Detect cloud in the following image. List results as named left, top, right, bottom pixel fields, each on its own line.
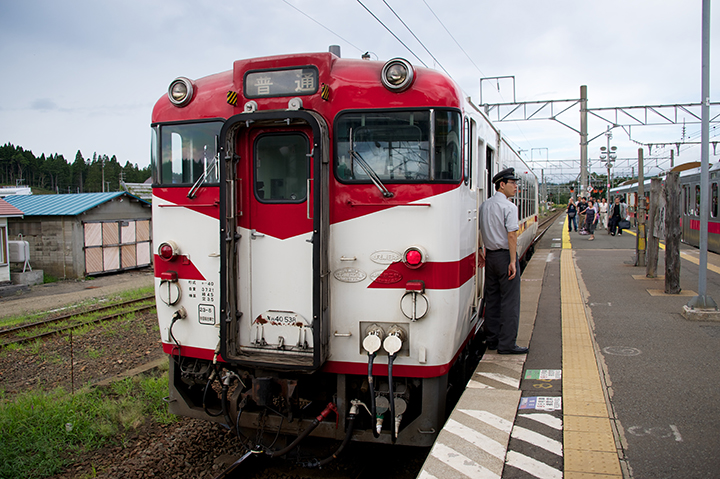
left=30, top=98, right=59, bottom=111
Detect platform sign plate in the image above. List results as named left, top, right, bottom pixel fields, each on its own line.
left=519, top=396, right=562, bottom=411
left=525, top=369, right=562, bottom=380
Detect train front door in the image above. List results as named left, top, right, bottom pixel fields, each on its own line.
left=220, top=111, right=329, bottom=369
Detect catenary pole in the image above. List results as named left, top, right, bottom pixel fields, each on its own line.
left=688, top=0, right=716, bottom=310
left=580, top=86, right=588, bottom=197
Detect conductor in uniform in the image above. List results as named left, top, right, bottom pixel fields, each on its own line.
left=478, top=168, right=528, bottom=354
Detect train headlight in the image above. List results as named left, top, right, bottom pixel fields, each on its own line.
left=168, top=77, right=194, bottom=107
left=402, top=245, right=426, bottom=269
left=158, top=241, right=180, bottom=261
left=381, top=58, right=414, bottom=92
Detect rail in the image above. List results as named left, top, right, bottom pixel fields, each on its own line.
left=0, top=295, right=156, bottom=348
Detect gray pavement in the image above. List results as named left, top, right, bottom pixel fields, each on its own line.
left=560, top=217, right=720, bottom=478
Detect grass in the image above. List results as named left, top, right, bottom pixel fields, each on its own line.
left=0, top=368, right=177, bottom=479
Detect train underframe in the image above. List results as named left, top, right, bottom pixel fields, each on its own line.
left=164, top=333, right=484, bottom=448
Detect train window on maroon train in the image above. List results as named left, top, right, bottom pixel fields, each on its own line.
left=158, top=121, right=222, bottom=185
left=335, top=110, right=461, bottom=183
left=713, top=182, right=718, bottom=218
left=254, top=133, right=309, bottom=202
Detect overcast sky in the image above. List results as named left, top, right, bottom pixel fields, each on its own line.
left=0, top=0, right=717, bottom=183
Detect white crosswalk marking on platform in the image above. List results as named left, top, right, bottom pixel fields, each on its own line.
left=466, top=379, right=495, bottom=389
left=430, top=442, right=501, bottom=479
left=444, top=418, right=506, bottom=460
left=505, top=451, right=563, bottom=479
left=477, top=372, right=521, bottom=388
left=511, top=425, right=563, bottom=456
left=459, top=409, right=514, bottom=434
left=522, top=413, right=563, bottom=430
left=417, top=471, right=438, bottom=479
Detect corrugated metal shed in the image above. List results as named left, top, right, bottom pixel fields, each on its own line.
left=4, top=192, right=148, bottom=216
left=0, top=198, right=24, bottom=217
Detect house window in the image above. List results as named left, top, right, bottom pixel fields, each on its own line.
left=0, top=226, right=7, bottom=265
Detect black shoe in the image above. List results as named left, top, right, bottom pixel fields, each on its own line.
left=486, top=341, right=498, bottom=350
left=498, top=346, right=529, bottom=354
left=611, top=233, right=615, bottom=236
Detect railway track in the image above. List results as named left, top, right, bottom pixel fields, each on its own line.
left=0, top=294, right=156, bottom=348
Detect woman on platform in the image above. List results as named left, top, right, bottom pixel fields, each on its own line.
left=585, top=198, right=598, bottom=240
left=567, top=198, right=578, bottom=232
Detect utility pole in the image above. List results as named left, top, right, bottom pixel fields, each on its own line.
left=580, top=85, right=588, bottom=197
left=686, top=0, right=718, bottom=315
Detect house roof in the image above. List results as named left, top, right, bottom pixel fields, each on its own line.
left=0, top=198, right=24, bottom=218
left=4, top=192, right=149, bottom=216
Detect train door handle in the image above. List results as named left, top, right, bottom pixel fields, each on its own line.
left=251, top=229, right=265, bottom=239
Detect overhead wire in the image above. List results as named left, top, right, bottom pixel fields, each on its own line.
left=281, top=0, right=364, bottom=54
left=382, top=1, right=450, bottom=77
left=421, top=0, right=486, bottom=78
left=356, top=0, right=428, bottom=67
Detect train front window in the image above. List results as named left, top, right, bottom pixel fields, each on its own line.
left=254, top=133, right=309, bottom=202
left=335, top=110, right=461, bottom=182
left=158, top=121, right=222, bottom=185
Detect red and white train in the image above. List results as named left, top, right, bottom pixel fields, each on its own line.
left=151, top=46, right=538, bottom=449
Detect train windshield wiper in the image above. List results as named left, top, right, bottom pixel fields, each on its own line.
left=349, top=134, right=394, bottom=198
left=187, top=143, right=219, bottom=199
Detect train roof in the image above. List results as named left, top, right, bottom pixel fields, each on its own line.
left=609, top=160, right=720, bottom=194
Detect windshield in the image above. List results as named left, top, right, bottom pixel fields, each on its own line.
left=335, top=110, right=461, bottom=183
left=157, top=121, right=222, bottom=185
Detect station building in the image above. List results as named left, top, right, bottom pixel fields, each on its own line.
left=4, top=192, right=152, bottom=279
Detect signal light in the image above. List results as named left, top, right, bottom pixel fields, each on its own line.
left=158, top=241, right=179, bottom=261
left=403, top=246, right=426, bottom=269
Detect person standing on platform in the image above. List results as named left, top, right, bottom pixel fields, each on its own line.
left=609, top=196, right=628, bottom=236
left=585, top=198, right=598, bottom=240
left=599, top=197, right=608, bottom=230
left=478, top=167, right=528, bottom=355
left=577, top=197, right=588, bottom=232
left=567, top=198, right=578, bottom=232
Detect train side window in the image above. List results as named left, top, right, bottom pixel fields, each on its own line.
left=254, top=133, right=309, bottom=203
left=683, top=185, right=688, bottom=215
left=696, top=185, right=701, bottom=216
left=713, top=182, right=718, bottom=218
left=463, top=117, right=470, bottom=186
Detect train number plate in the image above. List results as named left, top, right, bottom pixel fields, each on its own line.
left=260, top=311, right=306, bottom=327
left=198, top=304, right=216, bottom=325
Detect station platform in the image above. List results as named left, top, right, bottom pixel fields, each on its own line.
left=419, top=214, right=720, bottom=479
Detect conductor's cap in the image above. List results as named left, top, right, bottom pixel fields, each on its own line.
left=492, top=168, right=520, bottom=185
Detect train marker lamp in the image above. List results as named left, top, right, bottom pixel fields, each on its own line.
left=158, top=241, right=180, bottom=261
left=381, top=58, right=414, bottom=92
left=402, top=245, right=426, bottom=269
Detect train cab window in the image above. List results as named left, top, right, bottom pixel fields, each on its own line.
left=254, top=133, right=309, bottom=202
left=335, top=110, right=461, bottom=183
left=712, top=183, right=718, bottom=218
left=158, top=121, right=222, bottom=185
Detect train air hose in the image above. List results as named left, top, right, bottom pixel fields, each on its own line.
left=203, top=368, right=223, bottom=417
left=388, top=353, right=397, bottom=444
left=367, top=352, right=379, bottom=438
left=302, top=410, right=357, bottom=468
left=266, top=402, right=338, bottom=458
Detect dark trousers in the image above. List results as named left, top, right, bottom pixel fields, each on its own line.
left=483, top=250, right=521, bottom=350
left=609, top=216, right=623, bottom=235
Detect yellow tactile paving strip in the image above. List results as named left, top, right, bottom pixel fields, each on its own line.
left=561, top=221, right=623, bottom=478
